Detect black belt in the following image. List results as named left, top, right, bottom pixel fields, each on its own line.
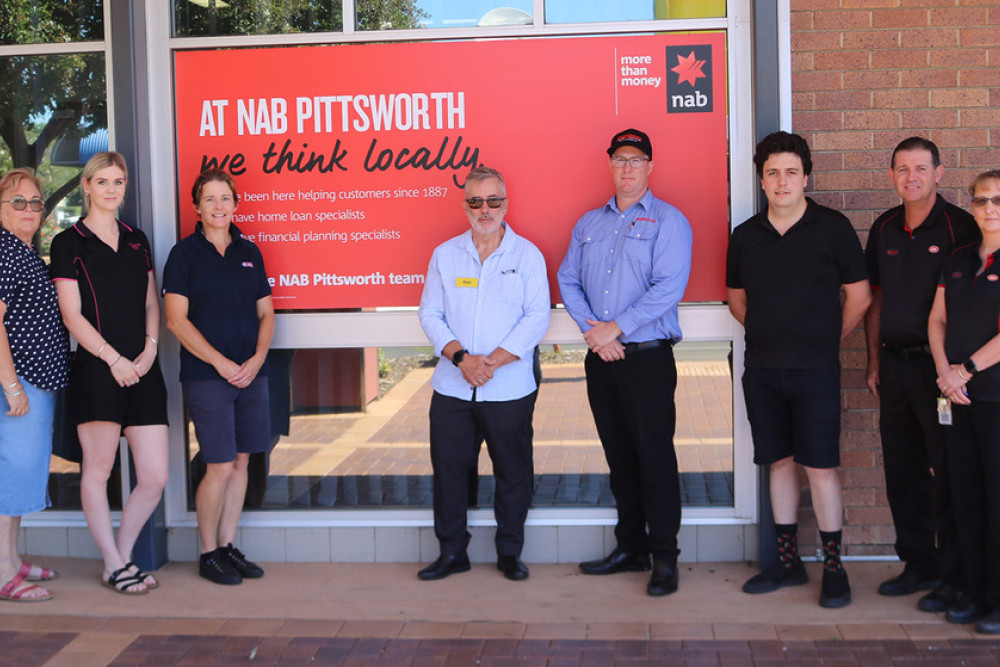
left=883, top=343, right=932, bottom=359
left=623, top=339, right=674, bottom=355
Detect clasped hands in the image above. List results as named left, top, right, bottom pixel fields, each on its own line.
left=459, top=353, right=497, bottom=388
left=937, top=364, right=971, bottom=406
left=585, top=319, right=625, bottom=362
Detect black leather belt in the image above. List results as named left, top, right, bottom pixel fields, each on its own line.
left=623, top=339, right=674, bottom=355
left=883, top=343, right=932, bottom=359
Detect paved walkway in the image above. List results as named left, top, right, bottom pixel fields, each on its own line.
left=2, top=558, right=999, bottom=665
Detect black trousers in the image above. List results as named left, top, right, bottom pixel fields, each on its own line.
left=946, top=400, right=1000, bottom=607
left=428, top=391, right=536, bottom=558
left=879, top=350, right=961, bottom=584
left=584, top=344, right=681, bottom=561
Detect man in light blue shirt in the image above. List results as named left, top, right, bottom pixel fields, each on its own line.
left=558, top=129, right=692, bottom=597
left=417, top=166, right=550, bottom=582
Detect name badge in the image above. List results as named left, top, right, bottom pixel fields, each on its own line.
left=456, top=277, right=478, bottom=288
left=937, top=397, right=952, bottom=426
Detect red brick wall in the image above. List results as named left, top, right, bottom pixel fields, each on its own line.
left=789, top=0, right=1000, bottom=556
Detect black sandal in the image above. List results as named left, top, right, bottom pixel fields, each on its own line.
left=125, top=561, right=159, bottom=589
left=102, top=565, right=148, bottom=595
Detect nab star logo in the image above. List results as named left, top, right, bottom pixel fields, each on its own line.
left=928, top=245, right=940, bottom=254
left=989, top=274, right=999, bottom=282
left=666, top=45, right=713, bottom=113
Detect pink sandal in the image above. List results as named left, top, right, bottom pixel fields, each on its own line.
left=0, top=568, right=53, bottom=602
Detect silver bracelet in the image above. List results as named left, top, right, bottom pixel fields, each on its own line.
left=5, top=389, right=23, bottom=397
left=146, top=335, right=158, bottom=346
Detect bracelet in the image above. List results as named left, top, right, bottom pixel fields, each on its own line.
left=146, top=335, right=158, bottom=346
left=97, top=343, right=106, bottom=358
left=4, top=380, right=19, bottom=390
left=109, top=354, right=122, bottom=368
left=957, top=367, right=970, bottom=381
left=5, top=390, right=23, bottom=397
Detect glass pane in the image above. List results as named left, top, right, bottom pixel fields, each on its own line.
left=173, top=0, right=343, bottom=37
left=0, top=0, right=104, bottom=45
left=186, top=342, right=733, bottom=509
left=0, top=52, right=109, bottom=509
left=363, top=0, right=533, bottom=30
left=545, top=0, right=725, bottom=24
left=355, top=0, right=433, bottom=30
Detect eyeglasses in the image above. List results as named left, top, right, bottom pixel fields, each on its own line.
left=465, top=196, right=506, bottom=209
left=610, top=156, right=650, bottom=169
left=1, top=197, right=44, bottom=212
left=971, top=195, right=1000, bottom=209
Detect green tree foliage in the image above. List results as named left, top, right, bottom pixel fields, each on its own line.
left=174, top=0, right=344, bottom=36
left=356, top=0, right=427, bottom=31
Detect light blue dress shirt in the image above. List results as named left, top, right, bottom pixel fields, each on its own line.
left=419, top=223, right=550, bottom=402
left=557, top=189, right=692, bottom=344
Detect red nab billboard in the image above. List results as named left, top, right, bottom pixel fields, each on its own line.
left=174, top=32, right=728, bottom=310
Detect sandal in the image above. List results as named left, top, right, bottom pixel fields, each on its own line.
left=102, top=565, right=148, bottom=595
left=1, top=569, right=53, bottom=602
left=21, top=562, right=57, bottom=582
left=125, top=561, right=159, bottom=589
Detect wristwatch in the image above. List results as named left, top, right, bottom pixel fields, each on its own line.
left=452, top=349, right=468, bottom=367
left=963, top=358, right=980, bottom=377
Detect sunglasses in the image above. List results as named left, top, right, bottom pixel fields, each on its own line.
left=971, top=195, right=1000, bottom=209
left=1, top=196, right=44, bottom=212
left=465, top=196, right=506, bottom=209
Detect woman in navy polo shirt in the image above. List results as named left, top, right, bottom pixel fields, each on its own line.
left=929, top=169, right=1000, bottom=634
left=50, top=152, right=169, bottom=595
left=0, top=168, right=70, bottom=601
left=163, top=169, right=273, bottom=586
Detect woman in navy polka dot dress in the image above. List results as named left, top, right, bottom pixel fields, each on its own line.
left=0, top=168, right=70, bottom=602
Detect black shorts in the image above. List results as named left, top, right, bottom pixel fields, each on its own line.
left=742, top=367, right=841, bottom=469
left=184, top=375, right=271, bottom=464
left=69, top=355, right=169, bottom=427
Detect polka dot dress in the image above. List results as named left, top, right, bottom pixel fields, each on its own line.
left=0, top=227, right=70, bottom=390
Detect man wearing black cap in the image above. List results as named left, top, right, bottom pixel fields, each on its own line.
left=558, top=129, right=692, bottom=596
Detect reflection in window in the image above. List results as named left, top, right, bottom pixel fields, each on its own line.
left=173, top=0, right=343, bottom=37
left=187, top=342, right=733, bottom=510
left=355, top=0, right=429, bottom=31
left=545, top=0, right=725, bottom=24
left=0, top=53, right=107, bottom=256
left=0, top=1, right=104, bottom=45
left=397, top=1, right=531, bottom=30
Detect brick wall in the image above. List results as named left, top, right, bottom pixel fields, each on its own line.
left=789, top=0, right=1000, bottom=556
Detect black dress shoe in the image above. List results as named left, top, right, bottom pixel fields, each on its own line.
left=646, top=561, right=678, bottom=597
left=819, top=569, right=852, bottom=609
left=417, top=553, right=471, bottom=581
left=946, top=594, right=989, bottom=624
left=918, top=583, right=961, bottom=613
left=975, top=609, right=1000, bottom=635
left=579, top=547, right=651, bottom=575
left=497, top=556, right=529, bottom=581
left=877, top=569, right=939, bottom=596
left=743, top=559, right=808, bottom=594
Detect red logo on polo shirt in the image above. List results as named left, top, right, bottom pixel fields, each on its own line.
left=129, top=243, right=141, bottom=251
left=928, top=245, right=940, bottom=254
left=887, top=249, right=899, bottom=256
left=988, top=274, right=999, bottom=282
left=242, top=261, right=254, bottom=268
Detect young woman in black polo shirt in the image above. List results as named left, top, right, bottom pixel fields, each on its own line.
left=50, top=152, right=169, bottom=596
left=929, top=170, right=1000, bottom=633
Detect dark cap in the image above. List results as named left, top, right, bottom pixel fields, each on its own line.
left=607, top=128, right=652, bottom=159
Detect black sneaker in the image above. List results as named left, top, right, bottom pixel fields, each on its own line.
left=743, top=558, right=808, bottom=594
left=220, top=543, right=264, bottom=579
left=200, top=549, right=242, bottom=585
left=819, top=569, right=852, bottom=608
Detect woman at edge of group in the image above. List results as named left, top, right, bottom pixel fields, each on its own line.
left=50, top=152, right=169, bottom=595
left=163, top=169, right=274, bottom=586
left=928, top=169, right=1000, bottom=634
left=0, top=168, right=71, bottom=602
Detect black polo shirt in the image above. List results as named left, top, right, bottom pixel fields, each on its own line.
left=866, top=194, right=978, bottom=349
left=49, top=220, right=153, bottom=360
left=941, top=244, right=1000, bottom=401
left=162, top=222, right=271, bottom=383
left=726, top=198, right=869, bottom=370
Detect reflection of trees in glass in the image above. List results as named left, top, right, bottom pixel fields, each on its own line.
left=174, top=0, right=344, bottom=36
left=0, top=0, right=104, bottom=45
left=356, top=0, right=428, bottom=31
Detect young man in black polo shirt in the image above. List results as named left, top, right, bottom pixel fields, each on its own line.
left=865, top=137, right=978, bottom=613
left=727, top=132, right=871, bottom=608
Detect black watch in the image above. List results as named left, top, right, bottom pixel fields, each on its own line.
left=452, top=349, right=468, bottom=367
left=963, top=358, right=980, bottom=377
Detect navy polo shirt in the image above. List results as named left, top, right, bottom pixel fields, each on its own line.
left=162, top=223, right=271, bottom=382
left=941, top=243, right=1000, bottom=401
left=866, top=194, right=978, bottom=349
left=49, top=220, right=153, bottom=360
left=726, top=198, right=869, bottom=370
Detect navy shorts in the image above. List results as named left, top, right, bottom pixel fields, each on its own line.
left=69, top=356, right=168, bottom=427
left=184, top=375, right=271, bottom=464
left=742, top=367, right=841, bottom=469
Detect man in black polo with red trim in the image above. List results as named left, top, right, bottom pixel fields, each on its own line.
left=865, top=137, right=978, bottom=611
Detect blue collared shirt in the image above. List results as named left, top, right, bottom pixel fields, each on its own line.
left=557, top=189, right=692, bottom=343
left=419, top=223, right=550, bottom=402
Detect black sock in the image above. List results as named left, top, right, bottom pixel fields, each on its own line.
left=819, top=529, right=844, bottom=573
left=776, top=523, right=799, bottom=570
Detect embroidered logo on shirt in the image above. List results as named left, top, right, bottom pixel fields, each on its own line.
left=635, top=217, right=656, bottom=224
left=928, top=246, right=940, bottom=254
left=887, top=249, right=899, bottom=256
left=242, top=261, right=254, bottom=268
left=456, top=277, right=478, bottom=288
left=989, top=274, right=999, bottom=282
left=952, top=272, right=963, bottom=278
left=129, top=243, right=141, bottom=251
